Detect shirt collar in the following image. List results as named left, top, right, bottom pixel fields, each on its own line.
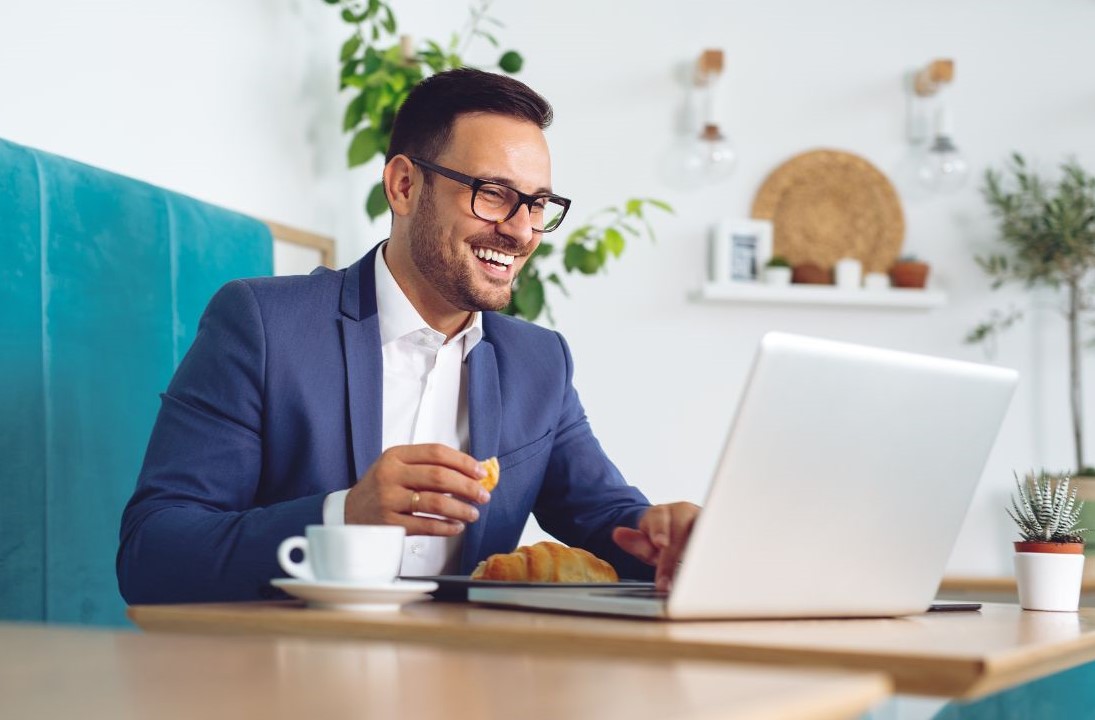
left=375, top=243, right=484, bottom=360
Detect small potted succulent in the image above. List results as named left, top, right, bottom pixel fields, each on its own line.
left=1008, top=471, right=1088, bottom=612
left=764, top=256, right=792, bottom=286
left=889, top=255, right=930, bottom=289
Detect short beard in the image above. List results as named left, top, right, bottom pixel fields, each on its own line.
left=408, top=184, right=516, bottom=312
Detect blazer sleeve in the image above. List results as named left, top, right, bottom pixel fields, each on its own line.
left=116, top=280, right=326, bottom=604
left=532, top=332, right=655, bottom=581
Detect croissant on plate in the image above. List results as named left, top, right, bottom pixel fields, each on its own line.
left=470, top=541, right=619, bottom=583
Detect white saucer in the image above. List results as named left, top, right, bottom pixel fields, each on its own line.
left=271, top=578, right=438, bottom=612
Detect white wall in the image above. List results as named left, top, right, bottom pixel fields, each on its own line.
left=4, top=0, right=1094, bottom=575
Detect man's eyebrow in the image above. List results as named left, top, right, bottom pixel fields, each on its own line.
left=481, top=175, right=554, bottom=195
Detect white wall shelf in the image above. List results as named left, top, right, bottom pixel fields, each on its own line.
left=696, top=282, right=947, bottom=311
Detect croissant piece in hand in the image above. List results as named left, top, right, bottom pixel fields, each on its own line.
left=479, top=456, right=500, bottom=492
left=470, top=541, right=619, bottom=583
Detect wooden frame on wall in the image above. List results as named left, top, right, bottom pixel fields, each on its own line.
left=263, top=219, right=337, bottom=270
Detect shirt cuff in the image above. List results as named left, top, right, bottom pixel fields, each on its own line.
left=323, top=489, right=350, bottom=525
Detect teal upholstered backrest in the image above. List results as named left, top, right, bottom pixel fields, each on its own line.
left=0, top=138, right=273, bottom=626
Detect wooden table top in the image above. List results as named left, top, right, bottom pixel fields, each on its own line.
left=0, top=622, right=888, bottom=720
left=129, top=600, right=1095, bottom=699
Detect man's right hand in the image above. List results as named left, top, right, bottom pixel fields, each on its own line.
left=344, top=444, right=491, bottom=535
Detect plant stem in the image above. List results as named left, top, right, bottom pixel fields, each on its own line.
left=1069, top=278, right=1085, bottom=470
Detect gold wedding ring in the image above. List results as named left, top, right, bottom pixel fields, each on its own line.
left=410, top=491, right=421, bottom=515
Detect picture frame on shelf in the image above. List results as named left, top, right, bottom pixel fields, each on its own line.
left=708, top=219, right=774, bottom=284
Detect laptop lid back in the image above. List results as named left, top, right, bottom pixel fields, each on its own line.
left=667, top=332, right=1018, bottom=619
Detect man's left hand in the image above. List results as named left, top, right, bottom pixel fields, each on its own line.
left=612, top=502, right=700, bottom=592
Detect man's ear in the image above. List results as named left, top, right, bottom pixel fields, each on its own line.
left=383, top=155, right=417, bottom=217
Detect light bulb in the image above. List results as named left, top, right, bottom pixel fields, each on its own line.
left=916, top=106, right=969, bottom=194
left=674, top=124, right=737, bottom=187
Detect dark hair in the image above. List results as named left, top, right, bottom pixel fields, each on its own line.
left=385, top=68, right=553, bottom=164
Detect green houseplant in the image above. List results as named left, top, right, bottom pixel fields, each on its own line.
left=1008, top=471, right=1087, bottom=611
left=889, top=254, right=930, bottom=289
left=967, top=154, right=1095, bottom=472
left=763, top=255, right=792, bottom=286
left=321, top=0, right=671, bottom=323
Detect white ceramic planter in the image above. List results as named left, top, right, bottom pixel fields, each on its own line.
left=1014, top=552, right=1085, bottom=612
left=764, top=266, right=792, bottom=286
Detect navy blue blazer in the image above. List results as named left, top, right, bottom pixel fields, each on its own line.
left=117, top=245, right=653, bottom=603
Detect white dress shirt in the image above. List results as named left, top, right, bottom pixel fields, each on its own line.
left=322, top=244, right=483, bottom=576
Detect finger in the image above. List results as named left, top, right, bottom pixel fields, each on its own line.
left=654, top=510, right=697, bottom=592
left=402, top=464, right=490, bottom=504
left=410, top=490, right=481, bottom=524
left=611, top=526, right=660, bottom=565
left=398, top=515, right=466, bottom=537
left=397, top=444, right=488, bottom=481
left=639, top=507, right=672, bottom=550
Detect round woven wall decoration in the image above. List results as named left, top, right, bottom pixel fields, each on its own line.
left=751, top=149, right=905, bottom=273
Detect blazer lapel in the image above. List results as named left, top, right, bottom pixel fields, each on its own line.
left=340, top=246, right=383, bottom=482
left=460, top=338, right=501, bottom=572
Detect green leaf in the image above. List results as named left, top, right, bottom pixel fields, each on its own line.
left=545, top=272, right=570, bottom=297
left=366, top=182, right=389, bottom=219
left=340, top=8, right=355, bottom=23
left=381, top=6, right=396, bottom=33
left=367, top=0, right=381, bottom=17
left=498, top=50, right=523, bottom=73
left=364, top=46, right=381, bottom=74
left=564, top=244, right=602, bottom=275
left=603, top=228, right=625, bottom=257
left=531, top=241, right=554, bottom=260
left=343, top=93, right=367, bottom=132
left=625, top=199, right=643, bottom=216
left=475, top=30, right=499, bottom=47
left=348, top=127, right=382, bottom=167
left=513, top=275, right=545, bottom=322
left=646, top=198, right=674, bottom=213
left=340, top=35, right=362, bottom=62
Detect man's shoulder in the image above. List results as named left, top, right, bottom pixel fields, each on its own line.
left=205, top=268, right=347, bottom=332
left=233, top=267, right=345, bottom=304
left=483, top=312, right=565, bottom=357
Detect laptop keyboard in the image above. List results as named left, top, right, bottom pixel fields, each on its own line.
left=591, top=588, right=669, bottom=600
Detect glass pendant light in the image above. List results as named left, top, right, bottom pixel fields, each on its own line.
left=916, top=105, right=969, bottom=194
left=663, top=49, right=736, bottom=188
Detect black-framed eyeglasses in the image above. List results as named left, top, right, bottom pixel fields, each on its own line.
left=410, top=156, right=571, bottom=233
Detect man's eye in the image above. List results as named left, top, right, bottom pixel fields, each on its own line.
left=480, top=187, right=505, bottom=200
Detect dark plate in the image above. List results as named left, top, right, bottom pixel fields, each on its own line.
left=403, top=575, right=655, bottom=601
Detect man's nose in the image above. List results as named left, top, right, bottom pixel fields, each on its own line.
left=495, top=202, right=536, bottom=246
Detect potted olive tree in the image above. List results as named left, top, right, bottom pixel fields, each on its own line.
left=967, top=154, right=1095, bottom=473
left=1008, top=471, right=1088, bottom=612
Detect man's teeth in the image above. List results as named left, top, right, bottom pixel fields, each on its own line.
left=473, top=246, right=515, bottom=267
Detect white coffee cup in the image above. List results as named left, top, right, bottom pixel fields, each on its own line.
left=278, top=525, right=405, bottom=584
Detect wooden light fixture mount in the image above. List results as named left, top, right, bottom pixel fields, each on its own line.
left=695, top=49, right=724, bottom=86
left=913, top=59, right=955, bottom=97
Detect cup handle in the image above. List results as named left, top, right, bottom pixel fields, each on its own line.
left=277, top=536, right=313, bottom=580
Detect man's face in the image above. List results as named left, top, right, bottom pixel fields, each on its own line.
left=407, top=112, right=552, bottom=312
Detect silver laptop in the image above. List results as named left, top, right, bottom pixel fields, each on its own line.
left=469, top=332, right=1019, bottom=620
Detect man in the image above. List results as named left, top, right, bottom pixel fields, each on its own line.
left=117, top=68, right=698, bottom=604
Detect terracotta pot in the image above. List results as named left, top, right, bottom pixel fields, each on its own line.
left=1013, top=541, right=1085, bottom=554
left=791, top=263, right=832, bottom=285
left=889, top=261, right=930, bottom=288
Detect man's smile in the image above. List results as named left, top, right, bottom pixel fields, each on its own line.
left=471, top=243, right=517, bottom=279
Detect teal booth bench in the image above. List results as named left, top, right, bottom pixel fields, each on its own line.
left=0, top=138, right=273, bottom=626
